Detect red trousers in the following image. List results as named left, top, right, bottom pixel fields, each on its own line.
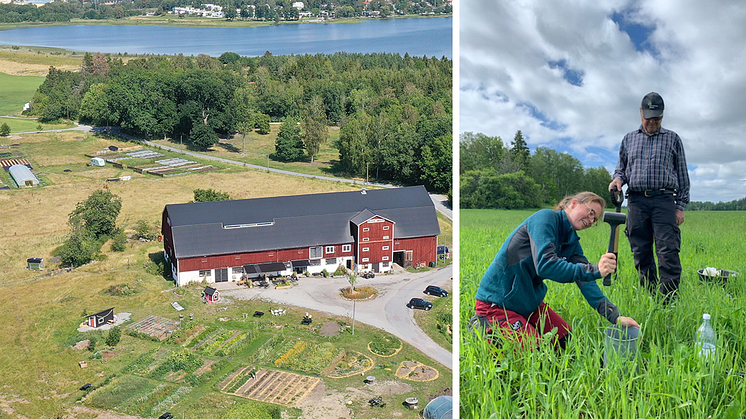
left=474, top=299, right=571, bottom=349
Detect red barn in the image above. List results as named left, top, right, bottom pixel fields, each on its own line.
left=161, top=186, right=441, bottom=286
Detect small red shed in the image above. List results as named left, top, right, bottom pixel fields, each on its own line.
left=203, top=286, right=220, bottom=303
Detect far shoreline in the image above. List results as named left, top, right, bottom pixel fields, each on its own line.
left=0, top=14, right=452, bottom=32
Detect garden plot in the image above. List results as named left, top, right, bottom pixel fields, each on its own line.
left=395, top=360, right=439, bottom=382
left=219, top=366, right=320, bottom=406
left=185, top=326, right=255, bottom=357
left=127, top=315, right=180, bottom=340
left=103, top=149, right=220, bottom=176
left=85, top=374, right=191, bottom=417
left=254, top=336, right=344, bottom=376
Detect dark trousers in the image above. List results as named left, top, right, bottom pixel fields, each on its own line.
left=625, top=193, right=682, bottom=298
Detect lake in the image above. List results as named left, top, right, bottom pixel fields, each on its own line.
left=0, top=17, right=451, bottom=58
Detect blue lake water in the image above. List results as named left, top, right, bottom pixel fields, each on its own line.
left=0, top=17, right=451, bottom=58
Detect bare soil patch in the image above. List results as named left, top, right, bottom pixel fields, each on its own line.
left=319, top=321, right=341, bottom=337
left=293, top=379, right=413, bottom=419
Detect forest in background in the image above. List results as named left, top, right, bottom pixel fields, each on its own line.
left=460, top=131, right=613, bottom=209
left=26, top=51, right=452, bottom=193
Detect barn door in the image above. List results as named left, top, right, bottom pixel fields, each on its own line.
left=215, top=268, right=229, bottom=283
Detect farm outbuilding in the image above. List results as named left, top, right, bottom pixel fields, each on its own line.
left=423, top=395, right=452, bottom=419
left=161, top=186, right=441, bottom=287
left=86, top=308, right=116, bottom=328
left=9, top=164, right=39, bottom=187
left=203, top=286, right=220, bottom=303
left=27, top=257, right=43, bottom=270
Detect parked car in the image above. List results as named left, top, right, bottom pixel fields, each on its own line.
left=437, top=245, right=450, bottom=259
left=424, top=285, right=448, bottom=297
left=406, top=298, right=433, bottom=310
left=361, top=271, right=375, bottom=279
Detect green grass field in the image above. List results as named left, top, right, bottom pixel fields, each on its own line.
left=460, top=209, right=746, bottom=418
left=0, top=72, right=45, bottom=115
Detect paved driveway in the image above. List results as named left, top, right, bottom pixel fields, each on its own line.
left=217, top=266, right=453, bottom=370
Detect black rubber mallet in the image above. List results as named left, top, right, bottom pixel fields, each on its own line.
left=603, top=187, right=626, bottom=286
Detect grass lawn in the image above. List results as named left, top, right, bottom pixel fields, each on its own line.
left=460, top=209, right=746, bottom=418
left=0, top=72, right=45, bottom=115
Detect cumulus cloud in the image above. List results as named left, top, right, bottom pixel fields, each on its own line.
left=459, top=0, right=746, bottom=203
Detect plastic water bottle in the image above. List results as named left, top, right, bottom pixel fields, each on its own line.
left=696, top=313, right=717, bottom=360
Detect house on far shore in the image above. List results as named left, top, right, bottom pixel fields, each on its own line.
left=86, top=308, right=115, bottom=328
left=161, top=185, right=441, bottom=287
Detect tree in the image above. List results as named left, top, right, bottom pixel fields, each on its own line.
left=510, top=130, right=530, bottom=172
left=460, top=132, right=505, bottom=174
left=58, top=228, right=99, bottom=267
left=194, top=188, right=231, bottom=202
left=274, top=118, right=305, bottom=161
left=301, top=96, right=328, bottom=163
left=190, top=123, right=219, bottom=150
left=0, top=122, right=10, bottom=136
left=255, top=112, right=271, bottom=134
left=105, top=326, right=121, bottom=347
left=69, top=190, right=122, bottom=239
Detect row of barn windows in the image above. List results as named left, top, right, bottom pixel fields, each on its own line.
left=198, top=257, right=345, bottom=277
left=362, top=246, right=390, bottom=251
left=362, top=225, right=390, bottom=232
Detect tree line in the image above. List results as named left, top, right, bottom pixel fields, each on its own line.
left=460, top=131, right=613, bottom=209
left=688, top=198, right=746, bottom=211
left=28, top=51, right=452, bottom=192
left=0, top=0, right=450, bottom=23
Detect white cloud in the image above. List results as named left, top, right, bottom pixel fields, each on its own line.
left=459, top=0, right=746, bottom=203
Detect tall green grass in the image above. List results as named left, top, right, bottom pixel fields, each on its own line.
left=460, top=209, right=746, bottom=418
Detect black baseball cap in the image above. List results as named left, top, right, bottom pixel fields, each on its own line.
left=641, top=92, right=664, bottom=118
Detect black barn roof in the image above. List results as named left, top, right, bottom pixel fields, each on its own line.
left=164, top=186, right=440, bottom=259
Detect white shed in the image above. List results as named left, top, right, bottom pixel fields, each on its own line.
left=9, top=164, right=39, bottom=187
left=90, top=157, right=105, bottom=166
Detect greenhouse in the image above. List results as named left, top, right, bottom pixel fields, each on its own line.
left=423, top=395, right=452, bottom=419
left=9, top=164, right=39, bottom=188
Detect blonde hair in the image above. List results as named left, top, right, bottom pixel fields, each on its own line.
left=554, top=191, right=606, bottom=224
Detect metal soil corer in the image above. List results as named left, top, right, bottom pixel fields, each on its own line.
left=602, top=186, right=626, bottom=286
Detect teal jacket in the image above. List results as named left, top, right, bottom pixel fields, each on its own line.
left=475, top=209, right=619, bottom=323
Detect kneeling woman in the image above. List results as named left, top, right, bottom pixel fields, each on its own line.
left=473, top=191, right=640, bottom=349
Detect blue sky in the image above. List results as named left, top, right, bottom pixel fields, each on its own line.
left=458, top=0, right=746, bottom=204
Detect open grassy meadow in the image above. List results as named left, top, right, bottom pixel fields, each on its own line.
left=460, top=209, right=746, bottom=418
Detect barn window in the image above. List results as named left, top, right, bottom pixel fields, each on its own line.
left=362, top=237, right=369, bottom=242
left=362, top=258, right=369, bottom=262
left=382, top=246, right=389, bottom=250
left=362, top=247, right=369, bottom=252
left=309, top=246, right=323, bottom=259
left=309, top=259, right=321, bottom=266
left=342, top=244, right=352, bottom=252
left=383, top=235, right=389, bottom=239
left=232, top=267, right=244, bottom=274
left=199, top=270, right=211, bottom=277
left=325, top=246, right=335, bottom=254
left=363, top=227, right=370, bottom=232
left=325, top=258, right=337, bottom=264
left=382, top=256, right=389, bottom=261
left=382, top=262, right=390, bottom=267
left=383, top=225, right=390, bottom=230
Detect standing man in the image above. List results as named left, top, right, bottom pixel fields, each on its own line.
left=609, top=92, right=690, bottom=304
